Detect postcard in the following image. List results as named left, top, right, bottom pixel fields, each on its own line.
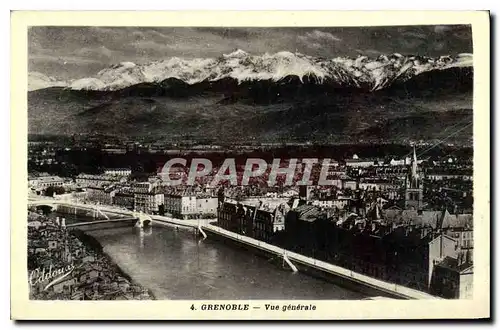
left=11, top=10, right=490, bottom=320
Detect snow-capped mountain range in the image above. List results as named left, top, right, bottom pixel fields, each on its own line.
left=28, top=72, right=67, bottom=91
left=29, top=49, right=473, bottom=92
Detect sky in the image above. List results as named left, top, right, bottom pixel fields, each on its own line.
left=28, top=25, right=472, bottom=81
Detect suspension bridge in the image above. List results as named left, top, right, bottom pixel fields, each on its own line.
left=28, top=198, right=152, bottom=228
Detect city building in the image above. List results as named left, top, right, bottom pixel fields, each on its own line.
left=359, top=178, right=401, bottom=192
left=86, top=185, right=117, bottom=205
left=389, top=157, right=411, bottom=166
left=389, top=157, right=424, bottom=167
left=252, top=203, right=287, bottom=242
left=29, top=175, right=65, bottom=189
left=342, top=178, right=358, bottom=190
left=345, top=154, right=378, bottom=168
left=427, top=233, right=460, bottom=288
left=164, top=191, right=218, bottom=219
left=429, top=253, right=473, bottom=299
left=113, top=188, right=135, bottom=210
left=426, top=168, right=473, bottom=181
left=133, top=184, right=165, bottom=214
left=446, top=228, right=474, bottom=249
left=217, top=201, right=244, bottom=234
left=311, top=196, right=352, bottom=210
left=164, top=192, right=197, bottom=218
left=76, top=174, right=124, bottom=188
left=284, top=204, right=327, bottom=255
left=217, top=200, right=289, bottom=243
left=104, top=168, right=132, bottom=176
left=196, top=197, right=218, bottom=216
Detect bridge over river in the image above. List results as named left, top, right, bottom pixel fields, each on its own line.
left=29, top=198, right=152, bottom=228
left=65, top=217, right=138, bottom=228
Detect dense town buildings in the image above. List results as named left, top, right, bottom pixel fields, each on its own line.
left=217, top=197, right=289, bottom=243
left=132, top=183, right=165, bottom=215
left=85, top=186, right=117, bottom=205
left=27, top=141, right=474, bottom=299
left=212, top=148, right=474, bottom=299
left=104, top=168, right=132, bottom=176
left=27, top=212, right=154, bottom=300
left=163, top=192, right=218, bottom=219
left=113, top=188, right=135, bottom=210
left=76, top=174, right=125, bottom=187
left=28, top=142, right=58, bottom=166
left=29, top=175, right=65, bottom=189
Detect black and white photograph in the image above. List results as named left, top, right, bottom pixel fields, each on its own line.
left=11, top=10, right=490, bottom=320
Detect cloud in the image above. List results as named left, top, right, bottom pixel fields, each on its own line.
left=147, top=29, right=170, bottom=39
left=355, top=49, right=383, bottom=55
left=75, top=46, right=115, bottom=59
left=193, top=27, right=256, bottom=40
left=30, top=52, right=104, bottom=65
left=434, top=25, right=453, bottom=34
left=131, top=40, right=172, bottom=51
left=297, top=30, right=343, bottom=53
left=402, top=31, right=427, bottom=39
left=306, top=30, right=342, bottom=42
left=298, top=30, right=341, bottom=45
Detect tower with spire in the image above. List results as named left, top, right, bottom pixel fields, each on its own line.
left=404, top=146, right=423, bottom=210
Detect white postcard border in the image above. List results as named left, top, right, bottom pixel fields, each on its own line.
left=11, top=10, right=490, bottom=320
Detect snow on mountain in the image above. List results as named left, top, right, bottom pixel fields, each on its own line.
left=142, top=57, right=215, bottom=84
left=32, top=50, right=473, bottom=92
left=222, top=48, right=248, bottom=59
left=70, top=77, right=107, bottom=90
left=28, top=72, right=67, bottom=91
left=217, top=50, right=329, bottom=83
left=69, top=61, right=147, bottom=90
left=447, top=53, right=473, bottom=68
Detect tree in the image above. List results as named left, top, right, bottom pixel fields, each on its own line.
left=45, top=185, right=66, bottom=197
left=158, top=204, right=165, bottom=216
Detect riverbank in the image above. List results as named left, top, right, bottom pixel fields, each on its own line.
left=71, top=229, right=157, bottom=300
left=202, top=224, right=440, bottom=300
left=147, top=215, right=434, bottom=299
left=31, top=205, right=368, bottom=300
left=28, top=211, right=155, bottom=300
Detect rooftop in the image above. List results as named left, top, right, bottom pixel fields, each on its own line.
left=436, top=256, right=473, bottom=274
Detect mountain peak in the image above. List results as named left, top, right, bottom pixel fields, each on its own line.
left=223, top=49, right=249, bottom=58
left=28, top=72, right=67, bottom=91
left=29, top=51, right=473, bottom=92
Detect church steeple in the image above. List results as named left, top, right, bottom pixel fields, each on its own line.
left=409, top=146, right=420, bottom=188
left=412, top=146, right=417, bottom=173
left=405, top=146, right=423, bottom=210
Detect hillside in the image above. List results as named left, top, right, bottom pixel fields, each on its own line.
left=28, top=65, right=473, bottom=145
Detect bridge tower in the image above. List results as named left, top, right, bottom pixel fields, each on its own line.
left=134, top=212, right=153, bottom=228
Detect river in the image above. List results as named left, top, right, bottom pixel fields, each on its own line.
left=48, top=211, right=368, bottom=300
